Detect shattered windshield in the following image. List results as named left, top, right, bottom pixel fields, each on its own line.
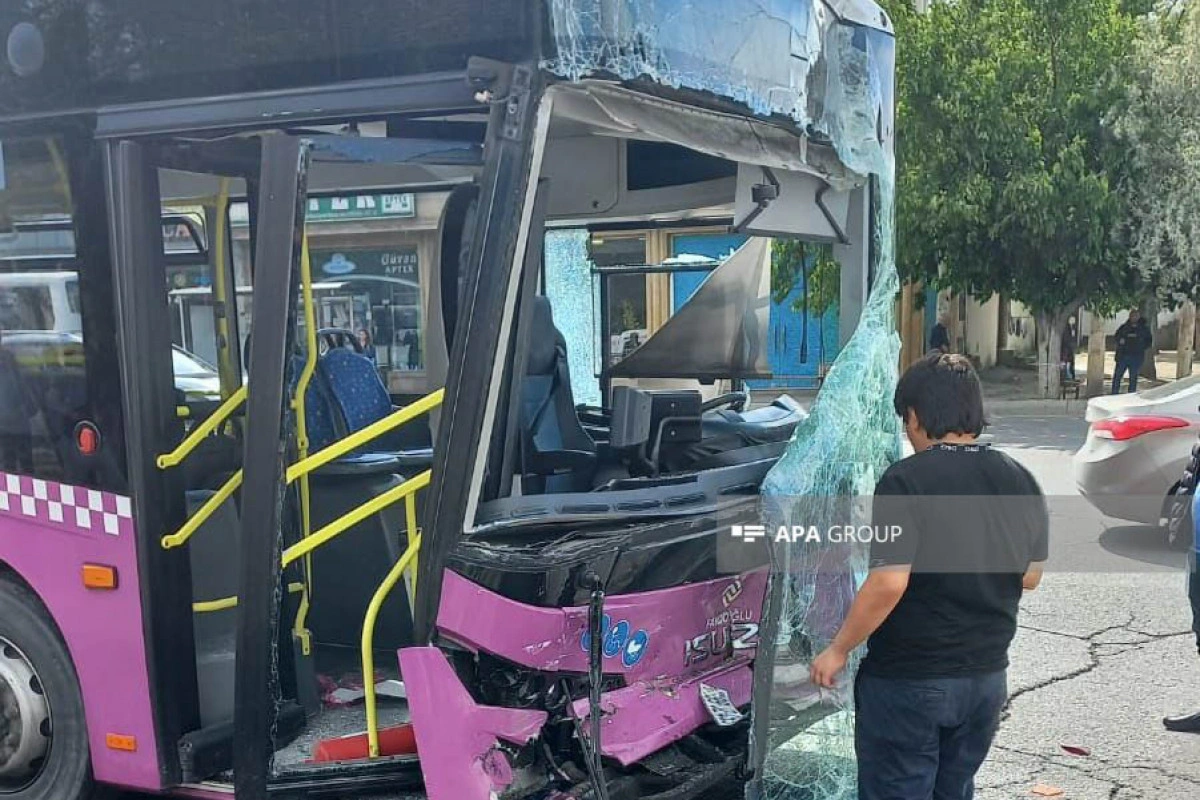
left=546, top=10, right=900, bottom=796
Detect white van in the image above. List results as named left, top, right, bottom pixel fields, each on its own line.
left=0, top=270, right=80, bottom=333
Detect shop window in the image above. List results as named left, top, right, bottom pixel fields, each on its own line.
left=230, top=190, right=439, bottom=394
left=309, top=247, right=424, bottom=376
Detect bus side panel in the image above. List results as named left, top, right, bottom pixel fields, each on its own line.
left=0, top=472, right=160, bottom=792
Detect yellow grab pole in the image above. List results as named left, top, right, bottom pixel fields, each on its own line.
left=285, top=389, right=444, bottom=483
left=210, top=179, right=238, bottom=399
left=281, top=471, right=431, bottom=568
left=193, top=582, right=305, bottom=613
left=157, top=387, right=247, bottom=469
left=402, top=493, right=419, bottom=609
left=360, top=533, right=422, bottom=757
left=161, top=470, right=243, bottom=549
left=292, top=234, right=320, bottom=654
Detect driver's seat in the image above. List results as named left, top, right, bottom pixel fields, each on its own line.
left=520, top=297, right=597, bottom=493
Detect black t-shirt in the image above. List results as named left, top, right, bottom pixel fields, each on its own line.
left=860, top=443, right=1048, bottom=679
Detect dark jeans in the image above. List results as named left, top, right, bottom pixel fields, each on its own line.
left=856, top=670, right=1007, bottom=800
left=1190, top=550, right=1199, bottom=655
left=1112, top=356, right=1143, bottom=394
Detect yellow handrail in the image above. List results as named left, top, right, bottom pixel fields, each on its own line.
left=193, top=581, right=305, bottom=613
left=156, top=387, right=248, bottom=470
left=210, top=180, right=240, bottom=399
left=361, top=514, right=421, bottom=757
left=285, top=389, right=445, bottom=483
left=402, top=487, right=419, bottom=610
left=281, top=470, right=431, bottom=568
left=161, top=470, right=242, bottom=549
left=158, top=387, right=443, bottom=551
left=292, top=235, right=320, bottom=654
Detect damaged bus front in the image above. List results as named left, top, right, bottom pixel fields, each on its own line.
left=0, top=2, right=894, bottom=799
left=403, top=3, right=898, bottom=800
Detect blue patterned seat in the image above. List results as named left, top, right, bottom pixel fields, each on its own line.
left=320, top=348, right=393, bottom=439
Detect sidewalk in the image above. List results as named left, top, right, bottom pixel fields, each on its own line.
left=979, top=350, right=1199, bottom=417
left=758, top=351, right=1196, bottom=419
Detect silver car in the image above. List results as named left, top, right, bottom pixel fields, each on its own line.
left=1074, top=375, right=1200, bottom=541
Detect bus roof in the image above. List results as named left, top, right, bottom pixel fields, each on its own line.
left=0, top=1, right=891, bottom=134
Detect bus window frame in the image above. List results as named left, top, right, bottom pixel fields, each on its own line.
left=105, top=135, right=266, bottom=787
left=94, top=64, right=535, bottom=790
left=0, top=131, right=129, bottom=492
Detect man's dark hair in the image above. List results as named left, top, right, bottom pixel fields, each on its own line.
left=893, top=352, right=987, bottom=438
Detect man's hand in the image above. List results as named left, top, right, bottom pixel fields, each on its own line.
left=806, top=567, right=911, bottom=690
left=810, top=645, right=849, bottom=689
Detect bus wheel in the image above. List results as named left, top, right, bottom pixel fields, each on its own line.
left=0, top=577, right=99, bottom=800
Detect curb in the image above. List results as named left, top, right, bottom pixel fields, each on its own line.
left=985, top=399, right=1088, bottom=417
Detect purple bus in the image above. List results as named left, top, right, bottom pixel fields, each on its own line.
left=0, top=2, right=894, bottom=799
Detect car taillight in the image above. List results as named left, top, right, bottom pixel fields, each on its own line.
left=1093, top=415, right=1189, bottom=441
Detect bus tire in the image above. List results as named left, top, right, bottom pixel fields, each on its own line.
left=0, top=576, right=103, bottom=800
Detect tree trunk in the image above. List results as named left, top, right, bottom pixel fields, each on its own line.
left=1035, top=310, right=1065, bottom=400
left=1139, top=297, right=1159, bottom=381
left=1179, top=301, right=1197, bottom=380
left=1086, top=311, right=1107, bottom=397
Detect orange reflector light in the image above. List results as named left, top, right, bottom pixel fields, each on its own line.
left=81, top=564, right=118, bottom=590
left=105, top=733, right=137, bottom=752
left=76, top=424, right=99, bottom=455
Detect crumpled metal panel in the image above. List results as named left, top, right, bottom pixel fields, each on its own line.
left=544, top=0, right=894, bottom=170
left=608, top=237, right=772, bottom=380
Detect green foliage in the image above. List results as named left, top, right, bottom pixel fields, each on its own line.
left=771, top=239, right=841, bottom=317
left=1113, top=3, right=1200, bottom=307
left=882, top=0, right=1142, bottom=317
left=617, top=299, right=641, bottom=332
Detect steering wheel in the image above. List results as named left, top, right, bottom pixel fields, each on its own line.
left=700, top=391, right=749, bottom=413
left=317, top=328, right=363, bottom=356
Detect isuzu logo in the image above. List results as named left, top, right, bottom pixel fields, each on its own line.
left=722, top=578, right=743, bottom=607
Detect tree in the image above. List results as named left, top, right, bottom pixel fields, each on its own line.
left=883, top=0, right=1143, bottom=397
left=1114, top=3, right=1200, bottom=340
left=771, top=240, right=840, bottom=317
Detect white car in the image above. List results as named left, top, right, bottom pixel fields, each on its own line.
left=1073, top=375, right=1200, bottom=544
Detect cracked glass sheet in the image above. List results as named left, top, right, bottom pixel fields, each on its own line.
left=544, top=229, right=602, bottom=408
left=544, top=0, right=818, bottom=124
left=750, top=15, right=900, bottom=800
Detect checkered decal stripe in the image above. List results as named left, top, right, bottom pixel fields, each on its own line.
left=0, top=471, right=133, bottom=537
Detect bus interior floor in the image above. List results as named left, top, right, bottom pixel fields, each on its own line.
left=273, top=699, right=412, bottom=770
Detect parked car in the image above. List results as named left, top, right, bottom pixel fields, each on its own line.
left=1, top=330, right=220, bottom=401
left=1074, top=374, right=1200, bottom=548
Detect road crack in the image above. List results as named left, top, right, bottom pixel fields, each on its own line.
left=1006, top=616, right=1193, bottom=722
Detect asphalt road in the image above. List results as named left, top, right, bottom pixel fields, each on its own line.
left=976, top=415, right=1200, bottom=800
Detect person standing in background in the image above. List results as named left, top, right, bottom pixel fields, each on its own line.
left=930, top=313, right=951, bottom=354
left=1111, top=309, right=1152, bottom=394
left=1061, top=317, right=1077, bottom=381
left=357, top=328, right=377, bottom=364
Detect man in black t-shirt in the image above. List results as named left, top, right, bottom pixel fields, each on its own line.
left=810, top=352, right=1048, bottom=800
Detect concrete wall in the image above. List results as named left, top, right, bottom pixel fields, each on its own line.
left=1079, top=308, right=1178, bottom=342
left=1007, top=301, right=1037, bottom=356
left=964, top=294, right=1000, bottom=368
left=934, top=290, right=1000, bottom=368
